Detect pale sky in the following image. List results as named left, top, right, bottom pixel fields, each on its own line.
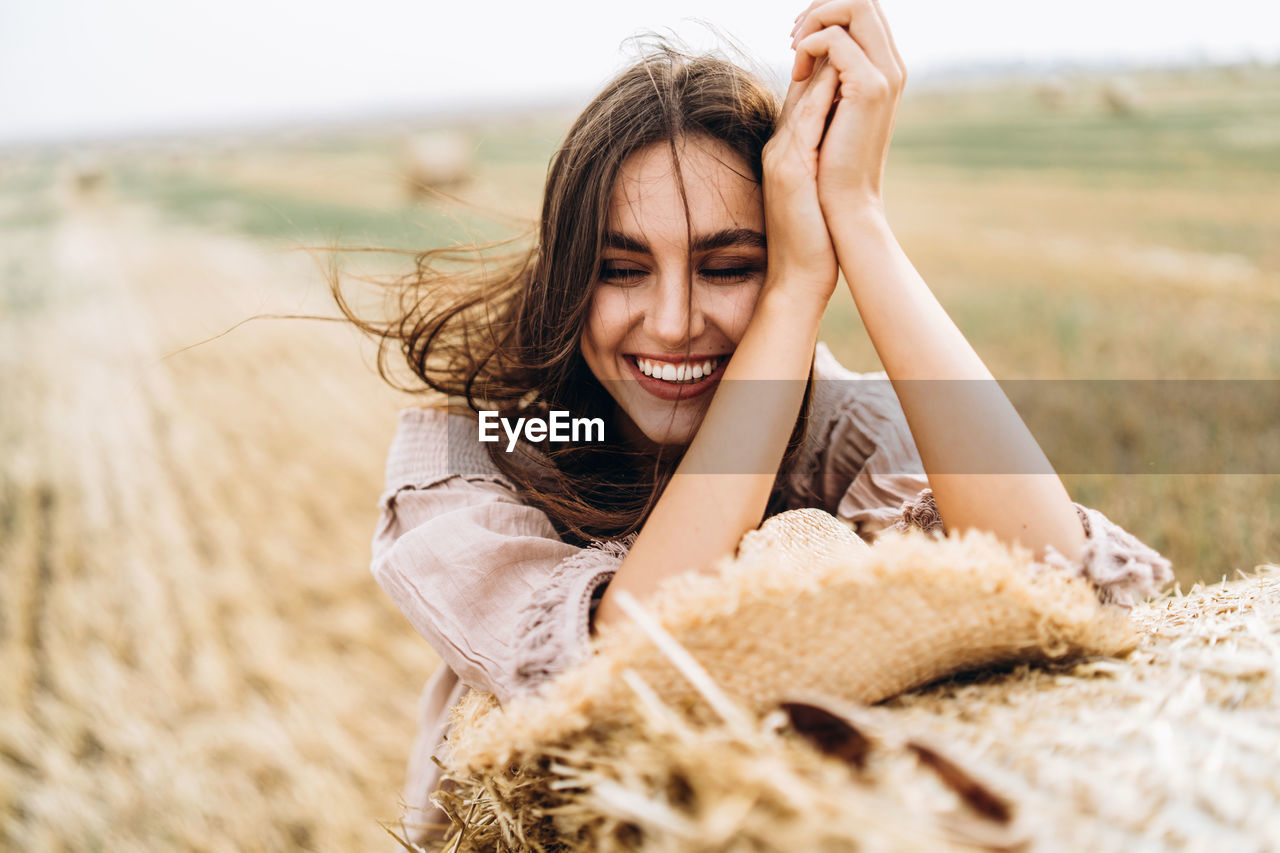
left=2, top=0, right=1277, bottom=144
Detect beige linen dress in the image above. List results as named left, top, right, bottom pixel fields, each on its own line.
left=370, top=343, right=1170, bottom=845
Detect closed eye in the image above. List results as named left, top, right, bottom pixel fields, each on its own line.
left=599, top=263, right=764, bottom=285
left=700, top=265, right=763, bottom=284
left=600, top=265, right=646, bottom=285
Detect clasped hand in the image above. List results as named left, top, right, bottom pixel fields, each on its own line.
left=761, top=0, right=906, bottom=307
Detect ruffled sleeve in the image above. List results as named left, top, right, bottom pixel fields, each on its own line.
left=1042, top=504, right=1172, bottom=607
left=371, top=408, right=625, bottom=704
left=889, top=489, right=1172, bottom=607
left=510, top=535, right=634, bottom=686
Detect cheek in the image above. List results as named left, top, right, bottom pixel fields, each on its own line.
left=581, top=289, right=636, bottom=362
left=711, top=286, right=763, bottom=343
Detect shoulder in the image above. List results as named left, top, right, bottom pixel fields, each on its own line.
left=383, top=406, right=512, bottom=497
left=374, top=406, right=557, bottom=564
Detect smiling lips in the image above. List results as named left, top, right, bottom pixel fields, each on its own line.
left=626, top=354, right=727, bottom=401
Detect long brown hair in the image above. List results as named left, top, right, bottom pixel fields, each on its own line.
left=337, top=42, right=815, bottom=546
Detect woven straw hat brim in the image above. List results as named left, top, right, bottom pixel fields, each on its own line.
left=449, top=509, right=1137, bottom=772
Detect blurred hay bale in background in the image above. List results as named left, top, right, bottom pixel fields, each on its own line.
left=1101, top=77, right=1143, bottom=117
left=69, top=162, right=106, bottom=197
left=400, top=131, right=475, bottom=199
left=1033, top=77, right=1071, bottom=112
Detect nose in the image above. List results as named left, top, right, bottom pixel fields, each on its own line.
left=644, top=267, right=704, bottom=349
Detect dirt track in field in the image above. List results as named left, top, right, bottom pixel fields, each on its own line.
left=1, top=184, right=433, bottom=850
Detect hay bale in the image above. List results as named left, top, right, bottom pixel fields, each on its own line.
left=1101, top=78, right=1143, bottom=117
left=878, top=564, right=1280, bottom=848
left=1033, top=78, right=1070, bottom=112
left=406, top=510, right=1186, bottom=851
left=418, top=561, right=1279, bottom=850
left=401, top=131, right=474, bottom=198
left=61, top=155, right=108, bottom=201
left=431, top=681, right=1030, bottom=852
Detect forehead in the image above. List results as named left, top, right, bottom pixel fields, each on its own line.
left=607, top=137, right=762, bottom=247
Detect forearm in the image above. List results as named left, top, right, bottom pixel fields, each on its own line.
left=594, top=290, right=824, bottom=629
left=827, top=207, right=1085, bottom=561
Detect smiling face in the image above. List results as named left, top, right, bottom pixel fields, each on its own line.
left=580, top=135, right=766, bottom=449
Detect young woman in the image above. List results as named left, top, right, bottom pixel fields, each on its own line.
left=351, top=1, right=1170, bottom=842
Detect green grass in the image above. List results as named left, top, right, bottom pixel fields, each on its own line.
left=0, top=155, right=60, bottom=195
left=893, top=68, right=1280, bottom=186
left=111, top=167, right=494, bottom=250
left=0, top=157, right=60, bottom=230
left=472, top=122, right=564, bottom=167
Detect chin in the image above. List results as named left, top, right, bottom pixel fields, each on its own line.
left=631, top=409, right=705, bottom=448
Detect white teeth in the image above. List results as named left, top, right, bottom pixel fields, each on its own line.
left=635, top=356, right=722, bottom=383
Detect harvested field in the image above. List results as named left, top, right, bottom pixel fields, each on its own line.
left=1, top=64, right=1277, bottom=849
left=0, top=196, right=426, bottom=849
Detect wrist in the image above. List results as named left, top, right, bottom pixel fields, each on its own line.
left=756, top=281, right=827, bottom=324
left=820, top=194, right=889, bottom=230
left=824, top=205, right=898, bottom=265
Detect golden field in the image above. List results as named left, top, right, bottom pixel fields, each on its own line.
left=1, top=64, right=1277, bottom=849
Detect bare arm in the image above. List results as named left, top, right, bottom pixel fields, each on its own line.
left=828, top=210, right=1085, bottom=560
left=794, top=0, right=1085, bottom=561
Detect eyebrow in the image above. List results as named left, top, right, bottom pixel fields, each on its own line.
left=603, top=227, right=767, bottom=255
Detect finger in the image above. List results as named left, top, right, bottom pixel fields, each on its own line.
left=791, top=0, right=899, bottom=83
left=789, top=58, right=841, bottom=149
left=864, top=0, right=905, bottom=143
left=867, top=0, right=907, bottom=83
left=792, top=0, right=894, bottom=73
left=789, top=0, right=823, bottom=38
left=775, top=56, right=830, bottom=149
left=779, top=66, right=816, bottom=124
left=794, top=25, right=888, bottom=105
left=792, top=25, right=829, bottom=82
left=793, top=13, right=879, bottom=82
